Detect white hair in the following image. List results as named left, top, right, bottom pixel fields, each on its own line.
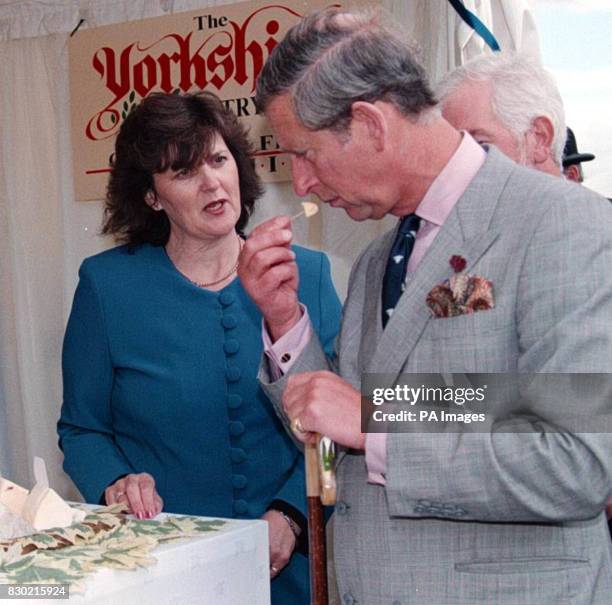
left=437, top=52, right=566, bottom=166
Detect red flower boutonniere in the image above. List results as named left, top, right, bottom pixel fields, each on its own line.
left=426, top=255, right=495, bottom=318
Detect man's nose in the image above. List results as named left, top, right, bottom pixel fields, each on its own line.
left=291, top=155, right=319, bottom=197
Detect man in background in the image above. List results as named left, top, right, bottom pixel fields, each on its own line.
left=437, top=51, right=564, bottom=176
left=562, top=126, right=595, bottom=183
left=439, top=53, right=611, bottom=203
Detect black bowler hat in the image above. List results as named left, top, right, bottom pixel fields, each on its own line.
left=562, top=127, right=595, bottom=167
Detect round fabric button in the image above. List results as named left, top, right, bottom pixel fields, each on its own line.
left=229, top=421, right=245, bottom=436
left=227, top=394, right=243, bottom=409
left=233, top=500, right=248, bottom=515
left=219, top=291, right=235, bottom=306
left=221, top=315, right=237, bottom=329
left=232, top=474, right=247, bottom=489
left=336, top=501, right=350, bottom=515
left=226, top=366, right=241, bottom=382
left=223, top=339, right=240, bottom=355
left=230, top=448, right=247, bottom=463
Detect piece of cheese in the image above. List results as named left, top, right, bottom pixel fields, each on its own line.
left=0, top=477, right=29, bottom=516
left=21, top=486, right=86, bottom=530
left=302, top=201, right=319, bottom=218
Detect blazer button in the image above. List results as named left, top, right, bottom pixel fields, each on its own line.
left=342, top=592, right=356, bottom=605
left=223, top=339, right=240, bottom=355
left=219, top=291, right=235, bottom=306
left=232, top=474, right=247, bottom=489
left=233, top=500, right=248, bottom=515
left=336, top=501, right=350, bottom=515
left=231, top=448, right=246, bottom=463
left=227, top=394, right=243, bottom=409
left=229, top=421, right=245, bottom=436
left=221, top=315, right=237, bottom=329
left=226, top=366, right=241, bottom=382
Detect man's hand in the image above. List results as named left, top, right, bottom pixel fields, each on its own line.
left=238, top=216, right=301, bottom=342
left=283, top=371, right=365, bottom=450
left=104, top=472, right=163, bottom=519
left=262, top=509, right=297, bottom=579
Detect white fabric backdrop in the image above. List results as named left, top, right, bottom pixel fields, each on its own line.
left=0, top=0, right=537, bottom=499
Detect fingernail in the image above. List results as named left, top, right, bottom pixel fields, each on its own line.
left=280, top=229, right=292, bottom=240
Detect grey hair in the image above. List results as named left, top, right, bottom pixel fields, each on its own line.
left=255, top=8, right=437, bottom=132
left=437, top=52, right=566, bottom=166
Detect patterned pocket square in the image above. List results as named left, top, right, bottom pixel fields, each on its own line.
left=426, top=255, right=495, bottom=318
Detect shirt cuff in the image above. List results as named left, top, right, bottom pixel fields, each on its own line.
left=262, top=305, right=312, bottom=380
left=365, top=433, right=387, bottom=485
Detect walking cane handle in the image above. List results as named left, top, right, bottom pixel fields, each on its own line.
left=317, top=435, right=336, bottom=505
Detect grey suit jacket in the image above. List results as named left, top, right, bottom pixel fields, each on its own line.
left=262, top=148, right=612, bottom=605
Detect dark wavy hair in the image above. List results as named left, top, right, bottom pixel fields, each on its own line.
left=102, top=91, right=263, bottom=246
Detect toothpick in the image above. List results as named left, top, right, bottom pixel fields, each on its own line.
left=291, top=201, right=319, bottom=221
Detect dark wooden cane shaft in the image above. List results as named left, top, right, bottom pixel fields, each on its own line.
left=308, top=495, right=328, bottom=605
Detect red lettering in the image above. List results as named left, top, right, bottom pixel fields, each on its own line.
left=84, top=6, right=301, bottom=140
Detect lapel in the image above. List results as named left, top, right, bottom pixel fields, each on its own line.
left=366, top=148, right=513, bottom=379
left=359, top=230, right=394, bottom=368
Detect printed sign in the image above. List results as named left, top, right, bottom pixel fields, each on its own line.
left=69, top=0, right=351, bottom=200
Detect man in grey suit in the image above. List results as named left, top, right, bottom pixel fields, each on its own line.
left=239, top=8, right=612, bottom=605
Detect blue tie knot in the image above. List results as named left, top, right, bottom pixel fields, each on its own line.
left=398, top=213, right=421, bottom=236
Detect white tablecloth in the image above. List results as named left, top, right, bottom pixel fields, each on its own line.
left=16, top=515, right=270, bottom=605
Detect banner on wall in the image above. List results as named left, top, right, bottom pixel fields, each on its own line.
left=69, top=0, right=369, bottom=201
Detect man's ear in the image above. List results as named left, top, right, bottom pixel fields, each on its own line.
left=564, top=164, right=582, bottom=183
left=529, top=116, right=555, bottom=165
left=145, top=189, right=162, bottom=211
left=350, top=101, right=387, bottom=151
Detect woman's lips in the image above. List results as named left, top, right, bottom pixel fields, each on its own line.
left=204, top=200, right=225, bottom=214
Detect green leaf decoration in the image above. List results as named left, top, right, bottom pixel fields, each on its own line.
left=111, top=113, right=116, bottom=124
left=121, top=111, right=126, bottom=120
left=1, top=506, right=227, bottom=588
left=3, top=554, right=35, bottom=572
left=123, top=100, right=128, bottom=111
left=129, top=91, right=135, bottom=103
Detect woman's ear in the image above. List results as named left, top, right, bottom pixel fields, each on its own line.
left=145, top=190, right=162, bottom=211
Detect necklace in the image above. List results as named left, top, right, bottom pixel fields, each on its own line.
left=190, top=236, right=243, bottom=289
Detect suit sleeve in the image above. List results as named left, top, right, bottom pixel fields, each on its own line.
left=385, top=195, right=612, bottom=523
left=265, top=252, right=341, bottom=547
left=57, top=262, right=134, bottom=503
left=260, top=250, right=342, bottom=427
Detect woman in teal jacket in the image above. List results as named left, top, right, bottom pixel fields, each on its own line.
left=57, top=92, right=341, bottom=605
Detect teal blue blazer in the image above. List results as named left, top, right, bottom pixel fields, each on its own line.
left=58, top=243, right=341, bottom=605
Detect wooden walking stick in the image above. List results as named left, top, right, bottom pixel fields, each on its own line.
left=305, top=435, right=336, bottom=605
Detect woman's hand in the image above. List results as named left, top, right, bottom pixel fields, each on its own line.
left=261, top=509, right=297, bottom=579
left=104, top=472, right=163, bottom=519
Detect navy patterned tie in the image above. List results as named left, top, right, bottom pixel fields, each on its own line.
left=382, top=214, right=421, bottom=327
